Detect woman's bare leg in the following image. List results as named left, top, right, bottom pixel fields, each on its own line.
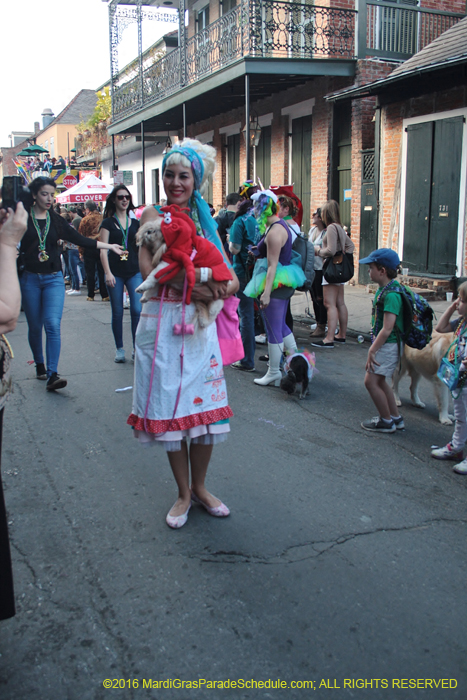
left=190, top=442, right=222, bottom=508
left=336, top=285, right=348, bottom=340
left=323, top=284, right=338, bottom=343
left=167, top=441, right=192, bottom=516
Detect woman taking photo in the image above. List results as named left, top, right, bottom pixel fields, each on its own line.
left=19, top=177, right=123, bottom=391
left=128, top=139, right=239, bottom=529
left=0, top=202, right=28, bottom=620
left=311, top=200, right=354, bottom=348
left=99, top=186, right=142, bottom=363
left=244, top=190, right=304, bottom=386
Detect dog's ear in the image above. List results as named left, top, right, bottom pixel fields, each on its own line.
left=136, top=219, right=161, bottom=247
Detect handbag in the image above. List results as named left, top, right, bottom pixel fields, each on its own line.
left=437, top=357, right=460, bottom=391
left=216, top=295, right=244, bottom=366
left=323, top=225, right=354, bottom=284
left=437, top=324, right=467, bottom=396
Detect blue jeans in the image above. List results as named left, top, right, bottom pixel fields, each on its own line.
left=236, top=276, right=255, bottom=369
left=68, top=249, right=81, bottom=290
left=20, top=271, right=66, bottom=377
left=106, top=273, right=143, bottom=349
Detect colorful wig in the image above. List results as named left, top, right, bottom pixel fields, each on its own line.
left=251, top=190, right=278, bottom=236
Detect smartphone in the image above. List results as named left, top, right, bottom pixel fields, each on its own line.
left=247, top=244, right=259, bottom=257
left=1, top=176, right=33, bottom=212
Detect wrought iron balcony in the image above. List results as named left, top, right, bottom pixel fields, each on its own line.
left=112, top=1, right=356, bottom=120
left=111, top=0, right=465, bottom=122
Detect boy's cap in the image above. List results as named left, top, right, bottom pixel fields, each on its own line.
left=359, top=248, right=400, bottom=269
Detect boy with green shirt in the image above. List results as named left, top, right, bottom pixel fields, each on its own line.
left=359, top=248, right=405, bottom=433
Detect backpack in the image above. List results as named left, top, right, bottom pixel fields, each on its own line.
left=277, top=220, right=315, bottom=292
left=377, top=283, right=433, bottom=350
left=292, top=232, right=315, bottom=292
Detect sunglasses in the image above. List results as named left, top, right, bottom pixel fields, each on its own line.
left=117, top=194, right=130, bottom=201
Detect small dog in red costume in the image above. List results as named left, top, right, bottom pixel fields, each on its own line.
left=136, top=204, right=232, bottom=327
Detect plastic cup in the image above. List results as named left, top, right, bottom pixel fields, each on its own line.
left=446, top=292, right=453, bottom=302
left=402, top=268, right=408, bottom=276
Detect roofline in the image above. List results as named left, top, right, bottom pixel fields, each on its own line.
left=326, top=55, right=467, bottom=102
left=32, top=90, right=98, bottom=139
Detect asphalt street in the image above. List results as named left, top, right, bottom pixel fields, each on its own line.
left=0, top=294, right=466, bottom=700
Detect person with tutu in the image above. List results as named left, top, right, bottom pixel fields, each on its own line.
left=127, top=139, right=239, bottom=529
left=244, top=190, right=305, bottom=386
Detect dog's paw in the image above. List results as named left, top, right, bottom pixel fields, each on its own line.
left=395, top=396, right=402, bottom=407
left=208, top=299, right=224, bottom=318
left=439, top=415, right=453, bottom=425
left=412, top=399, right=426, bottom=409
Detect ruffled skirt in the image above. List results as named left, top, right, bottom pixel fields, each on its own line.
left=128, top=292, right=233, bottom=452
left=244, top=259, right=306, bottom=298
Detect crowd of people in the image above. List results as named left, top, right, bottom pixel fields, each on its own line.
left=23, top=154, right=71, bottom=175
left=2, top=136, right=467, bottom=620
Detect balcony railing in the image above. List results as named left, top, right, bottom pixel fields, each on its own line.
left=111, top=0, right=464, bottom=122
left=366, top=1, right=463, bottom=59
left=112, top=1, right=356, bottom=120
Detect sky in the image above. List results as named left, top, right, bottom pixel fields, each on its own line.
left=1, top=0, right=178, bottom=148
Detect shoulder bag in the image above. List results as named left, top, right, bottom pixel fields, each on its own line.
left=216, top=295, right=244, bottom=365
left=322, top=224, right=354, bottom=284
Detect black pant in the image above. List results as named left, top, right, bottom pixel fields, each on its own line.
left=286, top=300, right=293, bottom=333
left=84, top=250, right=107, bottom=299
left=311, top=270, right=327, bottom=325
left=0, top=408, right=15, bottom=620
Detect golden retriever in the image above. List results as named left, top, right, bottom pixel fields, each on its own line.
left=392, top=331, right=454, bottom=425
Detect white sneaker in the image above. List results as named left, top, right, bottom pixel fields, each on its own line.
left=68, top=290, right=81, bottom=296
left=431, top=443, right=463, bottom=461
left=453, top=458, right=467, bottom=475
left=255, top=334, right=267, bottom=344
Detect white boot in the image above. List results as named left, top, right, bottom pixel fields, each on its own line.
left=254, top=343, right=284, bottom=386
left=282, top=332, right=297, bottom=356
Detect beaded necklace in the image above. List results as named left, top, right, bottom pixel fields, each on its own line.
left=31, top=209, right=50, bottom=262
left=371, top=279, right=400, bottom=344
left=114, top=214, right=129, bottom=261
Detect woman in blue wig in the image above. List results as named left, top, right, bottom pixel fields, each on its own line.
left=245, top=190, right=303, bottom=386
left=128, top=139, right=239, bottom=529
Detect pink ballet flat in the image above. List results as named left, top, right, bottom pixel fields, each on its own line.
left=191, top=492, right=230, bottom=517
left=166, top=503, right=191, bottom=529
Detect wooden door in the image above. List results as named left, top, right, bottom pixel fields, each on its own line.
left=402, top=121, right=433, bottom=272
left=227, top=133, right=240, bottom=194
left=403, top=116, right=463, bottom=275
left=427, top=116, right=463, bottom=275
left=255, top=125, right=271, bottom=188
left=291, top=115, right=312, bottom=233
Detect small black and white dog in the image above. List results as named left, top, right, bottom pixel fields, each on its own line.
left=280, top=354, right=311, bottom=399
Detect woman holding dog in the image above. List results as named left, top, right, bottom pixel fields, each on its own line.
left=128, top=139, right=239, bottom=529
left=311, top=200, right=354, bottom=349
left=100, top=186, right=142, bottom=363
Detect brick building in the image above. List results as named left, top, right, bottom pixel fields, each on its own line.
left=328, top=15, right=467, bottom=283
left=104, top=0, right=465, bottom=251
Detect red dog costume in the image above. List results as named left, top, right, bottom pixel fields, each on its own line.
left=154, top=205, right=232, bottom=305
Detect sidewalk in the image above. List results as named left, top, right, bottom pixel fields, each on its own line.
left=291, top=284, right=452, bottom=339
